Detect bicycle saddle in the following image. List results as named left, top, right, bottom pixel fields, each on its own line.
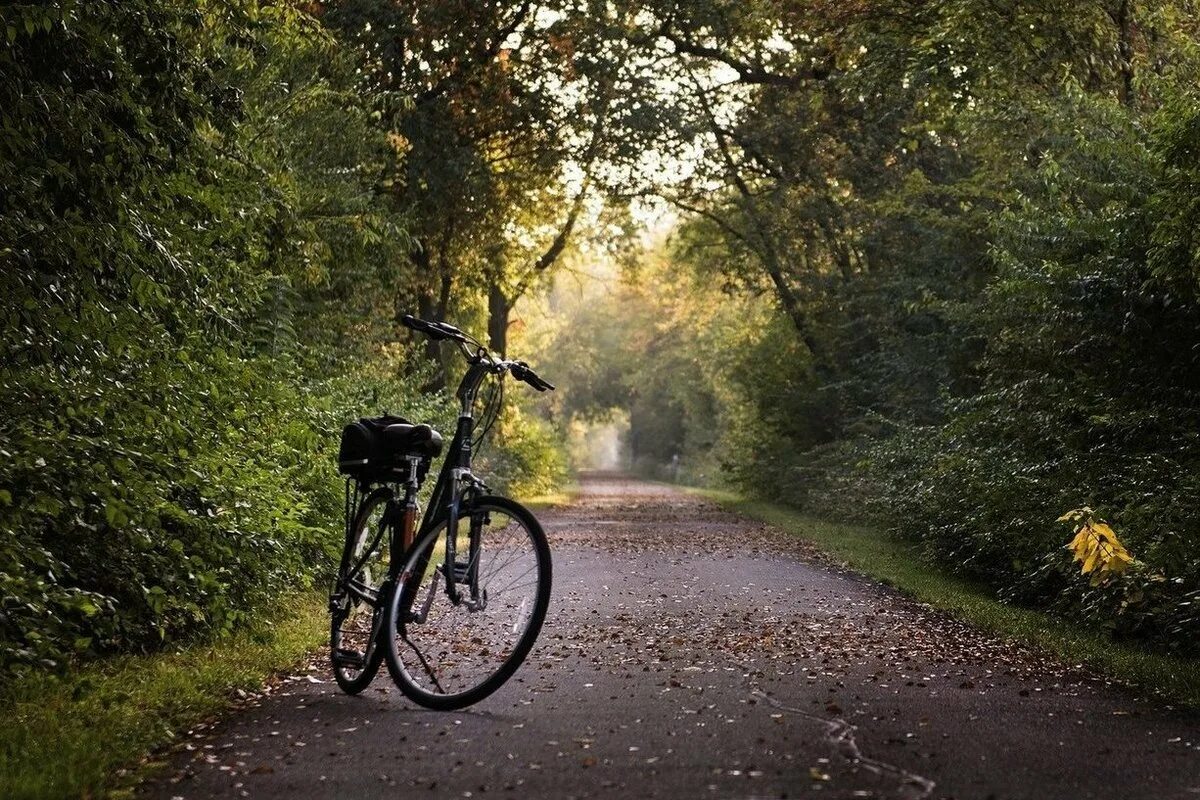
left=382, top=423, right=444, bottom=458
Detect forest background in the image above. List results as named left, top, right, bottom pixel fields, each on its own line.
left=3, top=0, right=1200, bottom=684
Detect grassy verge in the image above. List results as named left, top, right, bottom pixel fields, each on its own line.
left=523, top=481, right=581, bottom=510
left=0, top=592, right=327, bottom=800
left=696, top=488, right=1200, bottom=709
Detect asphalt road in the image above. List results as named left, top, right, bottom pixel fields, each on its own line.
left=141, top=473, right=1200, bottom=800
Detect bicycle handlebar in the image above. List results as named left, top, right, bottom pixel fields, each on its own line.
left=401, top=313, right=555, bottom=392
left=401, top=314, right=466, bottom=343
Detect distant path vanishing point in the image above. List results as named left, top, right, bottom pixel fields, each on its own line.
left=141, top=472, right=1200, bottom=800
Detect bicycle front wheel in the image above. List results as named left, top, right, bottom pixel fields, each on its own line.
left=383, top=496, right=552, bottom=710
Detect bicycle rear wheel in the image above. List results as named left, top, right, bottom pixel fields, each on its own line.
left=383, top=496, right=551, bottom=710
left=330, top=487, right=393, bottom=695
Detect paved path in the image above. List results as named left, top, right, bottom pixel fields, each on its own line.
left=142, top=474, right=1199, bottom=799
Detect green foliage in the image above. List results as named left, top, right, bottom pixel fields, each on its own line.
left=480, top=404, right=568, bottom=498
left=0, top=592, right=328, bottom=800
left=0, top=0, right=567, bottom=678
left=885, top=89, right=1200, bottom=650
left=0, top=1, right=437, bottom=676
left=542, top=0, right=1200, bottom=655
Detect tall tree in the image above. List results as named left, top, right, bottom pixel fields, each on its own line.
left=321, top=1, right=645, bottom=369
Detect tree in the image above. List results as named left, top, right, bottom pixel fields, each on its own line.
left=320, top=1, right=641, bottom=375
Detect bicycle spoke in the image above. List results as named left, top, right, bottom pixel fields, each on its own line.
left=476, top=534, right=525, bottom=580
left=487, top=562, right=538, bottom=596
left=403, top=633, right=446, bottom=694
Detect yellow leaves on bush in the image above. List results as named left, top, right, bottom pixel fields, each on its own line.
left=1059, top=507, right=1135, bottom=584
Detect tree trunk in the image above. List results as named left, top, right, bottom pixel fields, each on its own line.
left=408, top=244, right=450, bottom=391
left=487, top=282, right=510, bottom=358
left=1115, top=0, right=1136, bottom=107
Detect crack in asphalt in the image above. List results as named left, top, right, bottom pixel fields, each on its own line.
left=748, top=687, right=937, bottom=800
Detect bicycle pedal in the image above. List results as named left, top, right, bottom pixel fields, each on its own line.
left=438, top=562, right=472, bottom=583
left=331, top=648, right=365, bottom=669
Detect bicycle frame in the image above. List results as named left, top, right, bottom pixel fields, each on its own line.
left=392, top=357, right=496, bottom=607
left=335, top=359, right=494, bottom=618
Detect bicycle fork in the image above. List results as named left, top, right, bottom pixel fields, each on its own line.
left=404, top=514, right=480, bottom=624
left=401, top=473, right=489, bottom=627
left=443, top=473, right=487, bottom=611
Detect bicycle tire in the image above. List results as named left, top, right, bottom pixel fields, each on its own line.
left=382, top=495, right=552, bottom=710
left=329, top=487, right=392, bottom=695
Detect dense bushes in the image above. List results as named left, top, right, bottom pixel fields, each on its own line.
left=682, top=91, right=1200, bottom=651
left=0, top=2, right=493, bottom=675
left=882, top=93, right=1200, bottom=649
left=671, top=93, right=1200, bottom=652
left=481, top=405, right=568, bottom=498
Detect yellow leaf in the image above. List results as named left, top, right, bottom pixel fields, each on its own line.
left=1091, top=522, right=1119, bottom=544
left=1057, top=507, right=1090, bottom=523
left=1061, top=509, right=1136, bottom=580
left=1106, top=556, right=1130, bottom=575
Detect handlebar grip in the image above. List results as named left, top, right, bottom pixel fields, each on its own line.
left=431, top=321, right=464, bottom=338
left=401, top=313, right=461, bottom=342
left=511, top=361, right=555, bottom=392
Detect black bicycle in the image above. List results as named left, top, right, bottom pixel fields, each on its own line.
left=328, top=314, right=554, bottom=709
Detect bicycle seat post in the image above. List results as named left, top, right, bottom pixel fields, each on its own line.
left=401, top=455, right=422, bottom=552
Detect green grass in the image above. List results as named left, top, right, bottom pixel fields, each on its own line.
left=696, top=488, right=1200, bottom=709
left=522, top=482, right=580, bottom=510
left=0, top=592, right=328, bottom=800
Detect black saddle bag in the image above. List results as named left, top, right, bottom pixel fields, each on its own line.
left=338, top=414, right=431, bottom=483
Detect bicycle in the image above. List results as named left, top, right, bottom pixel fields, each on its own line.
left=328, top=314, right=554, bottom=710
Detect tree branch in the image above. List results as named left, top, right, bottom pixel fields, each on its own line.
left=682, top=69, right=822, bottom=359
left=508, top=87, right=613, bottom=303
left=658, top=26, right=832, bottom=87
left=668, top=197, right=750, bottom=246
left=510, top=177, right=590, bottom=303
